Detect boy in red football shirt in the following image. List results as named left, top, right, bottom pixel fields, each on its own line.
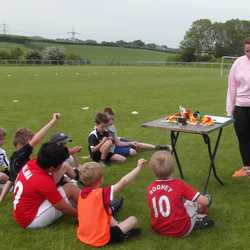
left=13, top=143, right=80, bottom=229
left=147, top=151, right=214, bottom=238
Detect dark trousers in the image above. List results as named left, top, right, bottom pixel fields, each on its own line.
left=233, top=106, right=250, bottom=166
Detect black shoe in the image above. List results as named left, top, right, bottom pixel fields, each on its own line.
left=110, top=197, right=124, bottom=215
left=155, top=145, right=172, bottom=152
left=124, top=228, right=142, bottom=240
left=194, top=216, right=214, bottom=230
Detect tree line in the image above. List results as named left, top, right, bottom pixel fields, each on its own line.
left=180, top=19, right=250, bottom=61
left=0, top=34, right=178, bottom=54
left=0, top=46, right=90, bottom=64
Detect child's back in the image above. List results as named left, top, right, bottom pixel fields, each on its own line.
left=147, top=178, right=199, bottom=237
left=77, top=187, right=112, bottom=247
left=77, top=160, right=145, bottom=247
left=147, top=151, right=213, bottom=238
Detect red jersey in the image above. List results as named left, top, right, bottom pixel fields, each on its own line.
left=147, top=179, right=200, bottom=237
left=13, top=159, right=62, bottom=228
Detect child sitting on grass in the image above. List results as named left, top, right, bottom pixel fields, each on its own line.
left=77, top=159, right=146, bottom=247
left=0, top=113, right=61, bottom=203
left=88, top=112, right=127, bottom=165
left=104, top=107, right=171, bottom=157
left=147, top=151, right=214, bottom=238
left=48, top=132, right=82, bottom=184
left=0, top=128, right=9, bottom=186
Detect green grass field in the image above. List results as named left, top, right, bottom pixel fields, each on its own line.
left=0, top=66, right=249, bottom=250
left=0, top=41, right=178, bottom=62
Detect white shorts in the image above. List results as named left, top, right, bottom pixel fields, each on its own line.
left=27, top=186, right=70, bottom=229
left=184, top=200, right=198, bottom=236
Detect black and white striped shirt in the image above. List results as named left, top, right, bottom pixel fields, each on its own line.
left=0, top=147, right=9, bottom=167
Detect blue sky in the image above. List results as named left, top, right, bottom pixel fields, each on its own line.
left=0, top=0, right=249, bottom=48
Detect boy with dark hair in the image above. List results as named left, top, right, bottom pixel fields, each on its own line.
left=0, top=113, right=61, bottom=203
left=49, top=132, right=81, bottom=184
left=13, top=143, right=80, bottom=229
left=88, top=112, right=126, bottom=165
left=0, top=128, right=9, bottom=185
left=104, top=107, right=171, bottom=157
left=147, top=151, right=214, bottom=238
left=77, top=159, right=146, bottom=247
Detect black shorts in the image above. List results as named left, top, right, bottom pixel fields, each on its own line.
left=109, top=226, right=125, bottom=244
left=91, top=151, right=114, bottom=163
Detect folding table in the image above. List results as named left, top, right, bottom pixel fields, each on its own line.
left=142, top=117, right=234, bottom=193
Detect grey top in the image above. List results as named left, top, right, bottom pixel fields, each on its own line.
left=142, top=117, right=234, bottom=135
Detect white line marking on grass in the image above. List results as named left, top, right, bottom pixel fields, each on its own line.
left=81, top=106, right=89, bottom=110
left=131, top=111, right=139, bottom=115
left=12, top=100, right=19, bottom=103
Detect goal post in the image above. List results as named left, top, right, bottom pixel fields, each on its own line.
left=220, top=56, right=238, bottom=78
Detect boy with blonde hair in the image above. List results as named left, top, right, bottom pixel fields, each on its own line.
left=77, top=159, right=146, bottom=247
left=147, top=151, right=214, bottom=238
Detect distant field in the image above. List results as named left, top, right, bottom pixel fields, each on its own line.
left=0, top=66, right=249, bottom=250
left=0, top=41, right=179, bottom=62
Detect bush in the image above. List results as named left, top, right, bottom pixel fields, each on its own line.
left=0, top=49, right=10, bottom=60
left=180, top=47, right=196, bottom=62
left=66, top=52, right=81, bottom=61
left=10, top=47, right=25, bottom=60
left=25, top=50, right=42, bottom=63
left=43, top=46, right=66, bottom=64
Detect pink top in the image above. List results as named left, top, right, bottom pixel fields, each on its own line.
left=226, top=55, right=250, bottom=116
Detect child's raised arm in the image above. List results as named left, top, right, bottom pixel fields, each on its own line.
left=29, top=113, right=61, bottom=148
left=113, top=159, right=147, bottom=193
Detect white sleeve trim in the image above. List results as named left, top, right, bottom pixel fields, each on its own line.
left=192, top=192, right=200, bottom=202
left=110, top=185, right=114, bottom=201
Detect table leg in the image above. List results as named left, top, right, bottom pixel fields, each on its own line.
left=202, top=128, right=224, bottom=193
left=170, top=131, right=184, bottom=179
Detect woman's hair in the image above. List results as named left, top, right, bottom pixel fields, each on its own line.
left=244, top=37, right=250, bottom=45
left=79, top=162, right=104, bottom=187
left=37, top=143, right=69, bottom=169
left=149, top=151, right=175, bottom=179
left=13, top=128, right=34, bottom=147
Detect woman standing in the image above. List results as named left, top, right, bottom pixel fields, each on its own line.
left=227, top=37, right=250, bottom=177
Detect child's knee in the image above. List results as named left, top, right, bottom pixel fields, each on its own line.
left=63, top=183, right=79, bottom=197
left=101, top=140, right=113, bottom=150
left=129, top=148, right=137, bottom=156
left=129, top=216, right=138, bottom=226
left=119, top=156, right=127, bottom=163
left=0, top=173, right=9, bottom=183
